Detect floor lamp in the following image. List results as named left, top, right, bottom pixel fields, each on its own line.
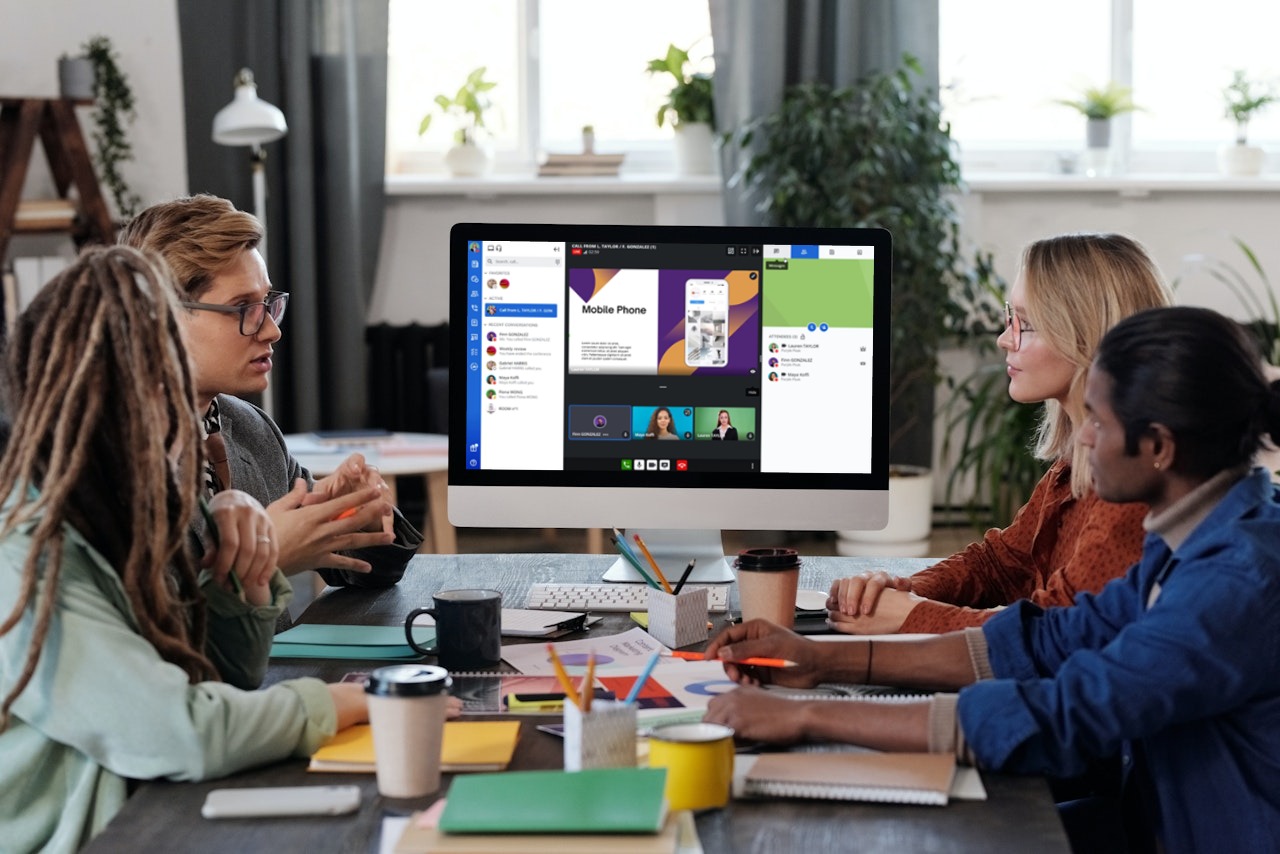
left=212, top=67, right=288, bottom=417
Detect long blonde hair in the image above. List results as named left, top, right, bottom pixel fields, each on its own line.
left=0, top=246, right=217, bottom=729
left=1023, top=233, right=1173, bottom=497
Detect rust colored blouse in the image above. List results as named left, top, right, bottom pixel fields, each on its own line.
left=900, top=459, right=1148, bottom=634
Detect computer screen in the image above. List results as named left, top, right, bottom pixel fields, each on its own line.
left=448, top=222, right=891, bottom=582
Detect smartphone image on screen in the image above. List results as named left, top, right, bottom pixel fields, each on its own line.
left=685, top=278, right=729, bottom=368
left=201, top=784, right=362, bottom=819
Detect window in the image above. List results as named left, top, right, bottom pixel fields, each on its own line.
left=940, top=0, right=1280, bottom=174
left=387, top=0, right=713, bottom=175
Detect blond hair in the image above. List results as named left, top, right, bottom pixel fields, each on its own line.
left=117, top=194, right=262, bottom=298
left=1022, top=233, right=1173, bottom=497
left=0, top=246, right=217, bottom=729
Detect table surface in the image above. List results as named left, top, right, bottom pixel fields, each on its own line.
left=84, top=553, right=1071, bottom=854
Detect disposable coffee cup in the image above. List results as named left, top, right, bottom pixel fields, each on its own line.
left=735, top=547, right=801, bottom=628
left=365, top=664, right=452, bottom=798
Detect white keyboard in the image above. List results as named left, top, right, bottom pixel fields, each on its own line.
left=526, top=582, right=730, bottom=613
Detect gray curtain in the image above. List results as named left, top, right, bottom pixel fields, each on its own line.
left=178, top=0, right=388, bottom=431
left=710, top=0, right=938, bottom=227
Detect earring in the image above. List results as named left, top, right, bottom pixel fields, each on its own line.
left=1154, top=461, right=1161, bottom=470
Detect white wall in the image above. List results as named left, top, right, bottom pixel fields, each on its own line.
left=0, top=0, right=188, bottom=217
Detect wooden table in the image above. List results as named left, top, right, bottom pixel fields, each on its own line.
left=84, top=554, right=1071, bottom=854
left=283, top=432, right=454, bottom=553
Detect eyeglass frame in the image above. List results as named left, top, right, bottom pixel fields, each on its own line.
left=1004, top=301, right=1024, bottom=351
left=181, top=290, right=290, bottom=336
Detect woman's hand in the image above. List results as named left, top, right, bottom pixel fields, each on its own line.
left=205, top=489, right=277, bottom=605
left=826, top=588, right=925, bottom=635
left=827, top=571, right=914, bottom=617
left=266, top=479, right=396, bottom=576
left=311, top=453, right=395, bottom=535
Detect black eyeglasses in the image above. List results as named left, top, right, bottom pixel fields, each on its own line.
left=182, top=291, right=289, bottom=336
left=1004, top=301, right=1024, bottom=351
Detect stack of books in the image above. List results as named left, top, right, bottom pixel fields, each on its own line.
left=537, top=152, right=625, bottom=177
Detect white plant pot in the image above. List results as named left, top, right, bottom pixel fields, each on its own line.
left=673, top=122, right=715, bottom=175
left=1218, top=144, right=1266, bottom=177
left=835, top=464, right=933, bottom=558
left=444, top=142, right=492, bottom=177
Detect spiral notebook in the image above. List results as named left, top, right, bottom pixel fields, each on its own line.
left=741, top=751, right=956, bottom=806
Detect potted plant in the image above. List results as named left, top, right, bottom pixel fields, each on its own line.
left=1055, top=81, right=1139, bottom=176
left=730, top=55, right=997, bottom=553
left=646, top=43, right=715, bottom=175
left=1219, top=71, right=1276, bottom=177
left=70, top=36, right=140, bottom=219
left=418, top=66, right=497, bottom=177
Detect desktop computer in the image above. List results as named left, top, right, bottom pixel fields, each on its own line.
left=448, top=222, right=892, bottom=583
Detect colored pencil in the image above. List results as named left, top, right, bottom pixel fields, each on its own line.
left=624, top=650, right=662, bottom=705
left=545, top=644, right=583, bottom=711
left=582, top=653, right=596, bottom=711
left=631, top=533, right=672, bottom=592
left=673, top=559, right=696, bottom=594
left=610, top=534, right=659, bottom=589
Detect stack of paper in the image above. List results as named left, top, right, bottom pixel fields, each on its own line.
left=309, top=720, right=521, bottom=773
left=537, top=152, right=625, bottom=176
left=741, top=751, right=957, bottom=805
left=269, top=624, right=434, bottom=660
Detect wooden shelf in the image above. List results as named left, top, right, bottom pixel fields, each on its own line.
left=0, top=97, right=114, bottom=263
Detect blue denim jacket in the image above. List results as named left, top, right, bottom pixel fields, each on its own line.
left=958, top=468, right=1280, bottom=854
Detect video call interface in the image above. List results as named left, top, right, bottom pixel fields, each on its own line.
left=462, top=237, right=877, bottom=478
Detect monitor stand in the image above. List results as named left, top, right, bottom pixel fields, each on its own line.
left=601, top=528, right=735, bottom=584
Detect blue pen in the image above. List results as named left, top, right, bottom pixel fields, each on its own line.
left=611, top=534, right=659, bottom=589
left=624, top=650, right=662, bottom=704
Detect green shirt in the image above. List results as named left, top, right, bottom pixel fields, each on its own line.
left=0, top=510, right=337, bottom=853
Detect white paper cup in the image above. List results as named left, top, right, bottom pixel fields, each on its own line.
left=365, top=664, right=451, bottom=797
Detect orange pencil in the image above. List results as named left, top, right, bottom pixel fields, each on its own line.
left=667, top=650, right=797, bottom=668
left=546, top=644, right=583, bottom=711
left=582, top=653, right=597, bottom=711
left=631, top=534, right=673, bottom=592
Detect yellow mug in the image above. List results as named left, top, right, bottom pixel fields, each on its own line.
left=646, top=722, right=735, bottom=811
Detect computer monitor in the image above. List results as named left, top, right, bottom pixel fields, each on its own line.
left=448, top=222, right=891, bottom=583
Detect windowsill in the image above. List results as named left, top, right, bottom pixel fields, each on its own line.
left=385, top=172, right=723, bottom=197
left=964, top=172, right=1280, bottom=195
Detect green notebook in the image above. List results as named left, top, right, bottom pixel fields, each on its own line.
left=269, top=624, right=434, bottom=660
left=438, top=767, right=668, bottom=834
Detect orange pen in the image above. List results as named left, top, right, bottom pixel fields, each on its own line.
left=667, top=650, right=797, bottom=668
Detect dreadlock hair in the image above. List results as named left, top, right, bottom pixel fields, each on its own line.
left=0, top=246, right=218, bottom=730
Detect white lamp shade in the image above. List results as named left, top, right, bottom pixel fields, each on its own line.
left=212, top=73, right=287, bottom=146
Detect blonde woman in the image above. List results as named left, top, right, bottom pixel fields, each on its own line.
left=829, top=233, right=1173, bottom=634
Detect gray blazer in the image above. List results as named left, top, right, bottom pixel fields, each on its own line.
left=216, top=394, right=423, bottom=590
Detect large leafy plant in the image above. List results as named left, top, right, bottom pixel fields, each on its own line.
left=731, top=55, right=994, bottom=459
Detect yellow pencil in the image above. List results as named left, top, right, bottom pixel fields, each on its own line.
left=632, top=534, right=673, bottom=593
left=545, top=644, right=583, bottom=711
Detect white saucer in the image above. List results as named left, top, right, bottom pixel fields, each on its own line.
left=795, top=589, right=828, bottom=611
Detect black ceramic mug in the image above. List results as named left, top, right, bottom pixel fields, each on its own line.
left=405, top=589, right=503, bottom=669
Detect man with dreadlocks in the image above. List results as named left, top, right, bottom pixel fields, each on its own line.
left=118, top=195, right=423, bottom=615
left=0, top=246, right=369, bottom=853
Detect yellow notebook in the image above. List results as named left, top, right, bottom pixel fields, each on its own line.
left=308, top=721, right=521, bottom=773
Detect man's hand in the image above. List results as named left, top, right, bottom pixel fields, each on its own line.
left=703, top=619, right=828, bottom=688
left=310, top=453, right=394, bottom=535
left=826, top=588, right=925, bottom=635
left=827, top=571, right=914, bottom=617
left=204, top=489, right=276, bottom=605
left=705, top=685, right=810, bottom=744
left=267, top=479, right=396, bottom=576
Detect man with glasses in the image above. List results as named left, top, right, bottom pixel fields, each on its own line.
left=119, top=195, right=422, bottom=613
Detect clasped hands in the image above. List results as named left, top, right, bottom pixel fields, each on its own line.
left=824, top=570, right=923, bottom=634
left=267, top=453, right=397, bottom=576
left=204, top=489, right=277, bottom=605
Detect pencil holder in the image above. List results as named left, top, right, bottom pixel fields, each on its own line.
left=646, top=586, right=709, bottom=649
left=563, top=699, right=637, bottom=771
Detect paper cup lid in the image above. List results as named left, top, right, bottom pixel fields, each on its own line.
left=734, top=547, right=801, bottom=571
left=365, top=664, right=452, bottom=697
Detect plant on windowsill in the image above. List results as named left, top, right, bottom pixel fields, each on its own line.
left=1054, top=80, right=1140, bottom=175
left=730, top=54, right=1001, bottom=553
left=71, top=35, right=141, bottom=219
left=647, top=42, right=715, bottom=175
left=1218, top=71, right=1276, bottom=177
left=418, top=66, right=497, bottom=177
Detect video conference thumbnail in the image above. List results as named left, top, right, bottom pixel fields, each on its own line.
left=567, top=405, right=756, bottom=442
